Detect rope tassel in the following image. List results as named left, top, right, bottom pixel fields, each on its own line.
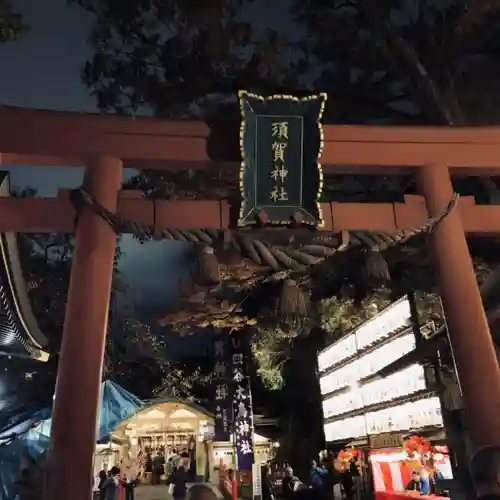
left=276, top=279, right=309, bottom=319
left=362, top=248, right=390, bottom=281
left=193, top=246, right=220, bottom=286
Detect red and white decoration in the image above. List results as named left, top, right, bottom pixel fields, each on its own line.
left=369, top=449, right=453, bottom=492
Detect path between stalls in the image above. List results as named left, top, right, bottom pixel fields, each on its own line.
left=134, top=485, right=171, bottom=500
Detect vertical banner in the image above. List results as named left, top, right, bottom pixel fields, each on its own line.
left=230, top=335, right=255, bottom=471
left=213, top=333, right=233, bottom=442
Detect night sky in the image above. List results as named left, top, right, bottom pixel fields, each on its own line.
left=0, top=0, right=195, bottom=350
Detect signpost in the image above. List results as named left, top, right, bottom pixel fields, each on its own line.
left=238, top=91, right=327, bottom=227
left=369, top=433, right=405, bottom=450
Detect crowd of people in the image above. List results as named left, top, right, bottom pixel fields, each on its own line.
left=261, top=456, right=360, bottom=500
left=97, top=449, right=197, bottom=500
left=95, top=452, right=451, bottom=500
left=95, top=450, right=362, bottom=500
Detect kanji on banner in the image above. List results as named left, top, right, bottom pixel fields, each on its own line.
left=213, top=334, right=232, bottom=442
left=237, top=91, right=326, bottom=227
left=230, top=335, right=254, bottom=471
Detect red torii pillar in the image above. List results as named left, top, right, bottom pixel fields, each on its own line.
left=418, top=163, right=500, bottom=449
left=43, top=157, right=122, bottom=500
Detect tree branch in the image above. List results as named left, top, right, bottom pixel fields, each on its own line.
left=359, top=2, right=460, bottom=124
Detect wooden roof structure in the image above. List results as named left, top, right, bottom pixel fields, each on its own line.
left=0, top=173, right=48, bottom=361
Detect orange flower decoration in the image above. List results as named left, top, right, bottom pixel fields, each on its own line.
left=404, top=436, right=432, bottom=457
left=338, top=447, right=359, bottom=463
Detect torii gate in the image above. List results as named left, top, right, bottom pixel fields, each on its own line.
left=1, top=104, right=500, bottom=499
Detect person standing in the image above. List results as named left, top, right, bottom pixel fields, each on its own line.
left=321, top=458, right=336, bottom=500
left=419, top=468, right=431, bottom=495
left=169, top=457, right=193, bottom=500
left=98, top=464, right=109, bottom=500
left=145, top=452, right=153, bottom=476
left=101, top=466, right=121, bottom=500
left=427, top=458, right=445, bottom=494
left=262, top=465, right=276, bottom=500
left=282, top=467, right=296, bottom=500
left=124, top=475, right=136, bottom=500
left=309, top=460, right=328, bottom=496
left=151, top=452, right=162, bottom=485
left=171, top=449, right=181, bottom=472
left=340, top=468, right=354, bottom=500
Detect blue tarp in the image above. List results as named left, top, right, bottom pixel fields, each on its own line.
left=0, top=380, right=143, bottom=500
left=97, top=380, right=144, bottom=441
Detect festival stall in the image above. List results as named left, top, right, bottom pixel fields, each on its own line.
left=317, top=297, right=453, bottom=498
left=370, top=437, right=453, bottom=492
left=0, top=380, right=144, bottom=500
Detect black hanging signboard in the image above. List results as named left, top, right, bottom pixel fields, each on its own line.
left=238, top=91, right=327, bottom=227
left=213, top=334, right=233, bottom=442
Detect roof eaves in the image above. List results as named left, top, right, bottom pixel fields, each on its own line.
left=0, top=172, right=49, bottom=361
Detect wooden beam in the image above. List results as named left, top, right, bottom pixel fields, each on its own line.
left=1, top=190, right=499, bottom=235
left=325, top=142, right=500, bottom=171
left=0, top=191, right=227, bottom=233
left=5, top=105, right=500, bottom=145
left=2, top=105, right=500, bottom=174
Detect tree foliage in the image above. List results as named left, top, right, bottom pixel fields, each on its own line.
left=0, top=0, right=27, bottom=43
left=76, top=0, right=500, bottom=124
left=251, top=293, right=393, bottom=390
left=71, top=0, right=295, bottom=116
left=105, top=314, right=211, bottom=400
left=251, top=265, right=495, bottom=391
left=293, top=0, right=500, bottom=125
